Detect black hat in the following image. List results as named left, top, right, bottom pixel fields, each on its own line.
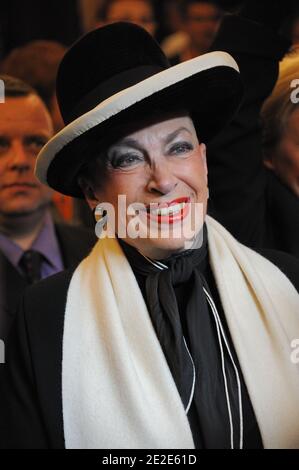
left=35, top=22, right=243, bottom=197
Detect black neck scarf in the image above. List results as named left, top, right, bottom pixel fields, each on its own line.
left=126, top=228, right=209, bottom=411
left=118, top=226, right=263, bottom=449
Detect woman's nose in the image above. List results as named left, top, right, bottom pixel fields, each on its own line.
left=146, top=163, right=178, bottom=195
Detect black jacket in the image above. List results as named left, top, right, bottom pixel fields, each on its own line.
left=0, top=223, right=96, bottom=340
left=0, top=247, right=298, bottom=449
left=208, top=15, right=299, bottom=257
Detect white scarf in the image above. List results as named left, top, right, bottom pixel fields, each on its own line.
left=62, top=216, right=299, bottom=449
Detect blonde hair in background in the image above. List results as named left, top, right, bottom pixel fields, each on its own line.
left=261, top=52, right=299, bottom=160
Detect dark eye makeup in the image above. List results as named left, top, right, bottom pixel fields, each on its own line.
left=108, top=152, right=143, bottom=169
left=107, top=138, right=194, bottom=170
left=168, top=141, right=194, bottom=155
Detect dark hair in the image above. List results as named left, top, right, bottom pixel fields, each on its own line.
left=77, top=151, right=108, bottom=195
left=0, top=74, right=37, bottom=98
left=0, top=40, right=66, bottom=108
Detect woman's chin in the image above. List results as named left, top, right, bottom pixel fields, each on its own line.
left=129, top=238, right=184, bottom=259
left=125, top=231, right=202, bottom=259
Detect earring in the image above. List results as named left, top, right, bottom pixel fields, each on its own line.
left=94, top=204, right=108, bottom=238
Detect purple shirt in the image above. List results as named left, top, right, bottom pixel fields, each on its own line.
left=0, top=211, right=64, bottom=278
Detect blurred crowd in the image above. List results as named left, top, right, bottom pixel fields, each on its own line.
left=0, top=1, right=298, bottom=339
left=1, top=0, right=298, bottom=226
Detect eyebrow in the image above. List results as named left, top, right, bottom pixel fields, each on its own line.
left=0, top=133, right=49, bottom=140
left=164, top=127, right=192, bottom=145
left=24, top=134, right=50, bottom=140
left=115, top=127, right=192, bottom=150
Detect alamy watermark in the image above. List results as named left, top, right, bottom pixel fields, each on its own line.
left=0, top=339, right=5, bottom=364
left=290, top=79, right=299, bottom=104
left=290, top=339, right=299, bottom=365
left=0, top=79, right=4, bottom=103
left=94, top=195, right=204, bottom=250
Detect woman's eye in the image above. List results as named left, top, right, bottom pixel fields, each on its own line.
left=169, top=142, right=193, bottom=155
left=111, top=153, right=143, bottom=169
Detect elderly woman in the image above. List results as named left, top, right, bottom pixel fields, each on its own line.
left=1, top=22, right=299, bottom=450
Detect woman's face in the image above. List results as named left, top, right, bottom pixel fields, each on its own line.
left=268, top=107, right=299, bottom=197
left=84, top=112, right=208, bottom=259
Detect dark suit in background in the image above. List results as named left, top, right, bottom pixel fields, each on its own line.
left=0, top=224, right=96, bottom=340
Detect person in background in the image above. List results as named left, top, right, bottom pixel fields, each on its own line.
left=79, top=0, right=105, bottom=33
left=261, top=56, right=299, bottom=198
left=94, top=0, right=157, bottom=37
left=1, top=40, right=66, bottom=133
left=164, top=0, right=224, bottom=64
left=160, top=0, right=191, bottom=61
left=0, top=41, right=75, bottom=222
left=0, top=75, right=96, bottom=340
left=207, top=0, right=299, bottom=258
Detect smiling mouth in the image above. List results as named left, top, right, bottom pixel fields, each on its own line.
left=145, top=197, right=191, bottom=223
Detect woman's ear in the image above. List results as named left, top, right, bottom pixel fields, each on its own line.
left=77, top=176, right=99, bottom=210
